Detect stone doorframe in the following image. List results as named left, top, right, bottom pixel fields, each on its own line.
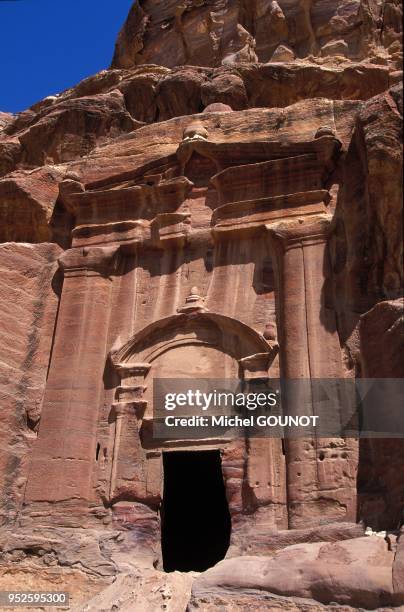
left=108, top=307, right=279, bottom=500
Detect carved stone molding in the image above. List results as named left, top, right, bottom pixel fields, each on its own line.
left=72, top=220, right=147, bottom=248
left=115, top=362, right=152, bottom=378
left=58, top=245, right=120, bottom=277
left=211, top=154, right=326, bottom=207
left=239, top=347, right=279, bottom=380
left=266, top=214, right=332, bottom=251
left=212, top=190, right=330, bottom=238
left=113, top=363, right=151, bottom=403
left=112, top=399, right=147, bottom=417
left=151, top=212, right=192, bottom=247
left=110, top=311, right=274, bottom=368
left=116, top=384, right=147, bottom=402
left=109, top=312, right=278, bottom=412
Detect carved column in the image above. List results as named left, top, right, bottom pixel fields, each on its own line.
left=267, top=215, right=357, bottom=528
left=109, top=362, right=150, bottom=500
left=24, top=246, right=119, bottom=510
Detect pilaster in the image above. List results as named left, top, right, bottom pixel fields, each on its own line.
left=267, top=216, right=356, bottom=527
left=24, top=246, right=120, bottom=508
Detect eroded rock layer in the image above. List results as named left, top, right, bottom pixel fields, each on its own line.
left=112, top=0, right=402, bottom=69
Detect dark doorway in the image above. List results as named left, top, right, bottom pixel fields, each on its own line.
left=161, top=450, right=231, bottom=572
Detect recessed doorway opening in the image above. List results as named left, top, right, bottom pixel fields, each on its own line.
left=161, top=450, right=231, bottom=572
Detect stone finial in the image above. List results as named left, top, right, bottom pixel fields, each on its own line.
left=315, top=126, right=336, bottom=139
left=263, top=322, right=277, bottom=342
left=182, top=121, right=209, bottom=143
left=203, top=103, right=233, bottom=113
left=177, top=286, right=207, bottom=313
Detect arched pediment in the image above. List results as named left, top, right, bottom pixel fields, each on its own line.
left=110, top=311, right=278, bottom=380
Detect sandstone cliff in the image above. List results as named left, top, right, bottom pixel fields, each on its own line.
left=0, top=0, right=402, bottom=610
left=112, top=0, right=402, bottom=70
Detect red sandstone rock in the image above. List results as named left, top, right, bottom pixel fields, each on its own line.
left=112, top=0, right=402, bottom=70
left=68, top=98, right=359, bottom=186
left=330, top=84, right=402, bottom=357
left=200, top=70, right=248, bottom=110
left=70, top=569, right=194, bottom=612
left=0, top=167, right=66, bottom=243
left=0, top=62, right=392, bottom=179
left=189, top=592, right=359, bottom=611
left=18, top=92, right=140, bottom=168
left=0, top=139, right=21, bottom=178
left=360, top=298, right=404, bottom=378
left=0, top=243, right=61, bottom=527
left=155, top=67, right=207, bottom=120
left=192, top=536, right=403, bottom=608
left=0, top=0, right=402, bottom=608
left=229, top=521, right=365, bottom=557
left=356, top=298, right=404, bottom=532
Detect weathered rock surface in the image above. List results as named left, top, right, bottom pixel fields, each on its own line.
left=330, top=84, right=403, bottom=357
left=188, top=591, right=365, bottom=611
left=229, top=521, right=365, bottom=556
left=360, top=298, right=404, bottom=379
left=0, top=167, right=67, bottom=244
left=0, top=112, right=13, bottom=131
left=2, top=530, right=402, bottom=610
left=68, top=97, right=360, bottom=185
left=356, top=298, right=404, bottom=531
left=0, top=63, right=392, bottom=180
left=71, top=569, right=194, bottom=612
left=192, top=536, right=404, bottom=608
left=0, top=91, right=140, bottom=177
left=393, top=529, right=404, bottom=602
left=112, top=0, right=402, bottom=70
left=0, top=243, right=61, bottom=527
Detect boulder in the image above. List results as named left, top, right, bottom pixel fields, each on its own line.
left=192, top=536, right=402, bottom=608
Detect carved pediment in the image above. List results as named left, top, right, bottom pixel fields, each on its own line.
left=110, top=311, right=278, bottom=376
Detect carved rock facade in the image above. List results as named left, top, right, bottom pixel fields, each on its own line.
left=0, top=1, right=402, bottom=609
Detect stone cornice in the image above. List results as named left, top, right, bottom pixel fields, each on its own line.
left=212, top=190, right=330, bottom=238
left=177, top=135, right=341, bottom=170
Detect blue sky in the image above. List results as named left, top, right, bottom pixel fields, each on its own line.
left=0, top=0, right=134, bottom=113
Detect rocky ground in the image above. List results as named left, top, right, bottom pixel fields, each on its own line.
left=0, top=530, right=403, bottom=610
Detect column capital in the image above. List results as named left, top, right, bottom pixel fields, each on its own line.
left=58, top=245, right=120, bottom=277
left=111, top=361, right=152, bottom=377
left=266, top=215, right=332, bottom=251
left=239, top=349, right=279, bottom=380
